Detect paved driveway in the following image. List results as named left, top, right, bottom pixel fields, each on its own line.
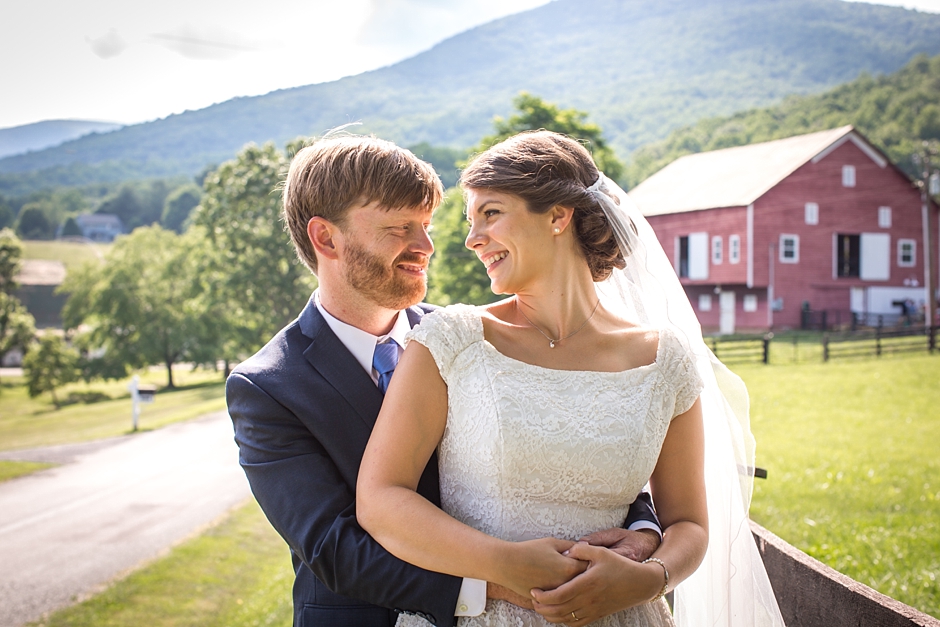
left=0, top=411, right=251, bottom=627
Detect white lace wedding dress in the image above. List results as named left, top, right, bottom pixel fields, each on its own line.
left=398, top=304, right=703, bottom=627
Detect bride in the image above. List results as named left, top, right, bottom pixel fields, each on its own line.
left=357, top=131, right=784, bottom=627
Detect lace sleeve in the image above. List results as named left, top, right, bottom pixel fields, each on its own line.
left=659, top=328, right=705, bottom=418
left=404, top=305, right=481, bottom=384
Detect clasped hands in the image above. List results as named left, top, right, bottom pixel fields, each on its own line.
left=487, top=528, right=662, bottom=625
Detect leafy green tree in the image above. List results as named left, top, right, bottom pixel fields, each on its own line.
left=427, top=188, right=500, bottom=306
left=473, top=93, right=625, bottom=183
left=0, top=293, right=36, bottom=383
left=190, top=142, right=315, bottom=366
left=96, top=186, right=142, bottom=230
left=0, top=228, right=24, bottom=294
left=0, top=229, right=34, bottom=382
left=61, top=216, right=83, bottom=237
left=161, top=184, right=202, bottom=233
left=16, top=204, right=54, bottom=240
left=61, top=226, right=218, bottom=388
left=23, top=334, right=79, bottom=408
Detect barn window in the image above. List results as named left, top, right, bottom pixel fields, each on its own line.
left=842, top=165, right=856, bottom=188
left=805, top=202, right=819, bottom=225
left=712, top=236, right=723, bottom=265
left=779, top=234, right=799, bottom=264
left=898, top=239, right=916, bottom=267
left=878, top=206, right=892, bottom=228
left=677, top=233, right=709, bottom=279
left=729, top=235, right=741, bottom=264
left=698, top=294, right=713, bottom=311
left=743, top=294, right=758, bottom=312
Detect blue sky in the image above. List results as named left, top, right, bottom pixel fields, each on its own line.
left=1, top=0, right=938, bottom=130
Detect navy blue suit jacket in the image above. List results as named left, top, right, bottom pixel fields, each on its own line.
left=227, top=297, right=660, bottom=627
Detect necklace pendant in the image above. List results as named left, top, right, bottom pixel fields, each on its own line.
left=549, top=341, right=555, bottom=348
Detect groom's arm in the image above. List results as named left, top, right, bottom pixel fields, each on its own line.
left=227, top=372, right=461, bottom=627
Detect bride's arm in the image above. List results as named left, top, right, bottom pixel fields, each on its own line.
left=531, top=398, right=708, bottom=623
left=357, top=341, right=586, bottom=597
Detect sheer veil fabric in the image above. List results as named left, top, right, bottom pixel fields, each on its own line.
left=587, top=174, right=785, bottom=627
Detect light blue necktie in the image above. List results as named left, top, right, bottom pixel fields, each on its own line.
left=372, top=340, right=400, bottom=395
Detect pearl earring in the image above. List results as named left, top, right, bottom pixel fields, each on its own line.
left=553, top=227, right=561, bottom=234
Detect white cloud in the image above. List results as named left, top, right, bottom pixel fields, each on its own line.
left=85, top=28, right=128, bottom=59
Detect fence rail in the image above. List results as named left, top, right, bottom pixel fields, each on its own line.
left=707, top=326, right=937, bottom=365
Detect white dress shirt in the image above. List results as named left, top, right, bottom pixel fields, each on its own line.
left=314, top=291, right=486, bottom=617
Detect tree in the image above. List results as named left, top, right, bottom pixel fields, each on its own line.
left=23, top=334, right=79, bottom=408
left=60, top=216, right=83, bottom=237
left=161, top=184, right=202, bottom=233
left=96, top=185, right=143, bottom=229
left=0, top=293, right=35, bottom=384
left=0, top=227, right=24, bottom=294
left=0, top=197, right=13, bottom=230
left=16, top=204, right=54, bottom=240
left=61, top=226, right=218, bottom=388
left=473, top=93, right=625, bottom=183
left=190, top=142, right=315, bottom=366
left=427, top=188, right=501, bottom=306
left=0, top=229, right=34, bottom=382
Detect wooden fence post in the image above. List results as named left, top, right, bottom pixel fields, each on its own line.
left=823, top=334, right=830, bottom=362
left=876, top=321, right=882, bottom=357
left=930, top=325, right=936, bottom=353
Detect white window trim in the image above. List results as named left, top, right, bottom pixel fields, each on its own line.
left=898, top=238, right=916, bottom=268
left=842, top=165, right=856, bottom=188
left=712, top=236, right=723, bottom=265
left=780, top=234, right=800, bottom=264
left=878, top=206, right=892, bottom=228
left=805, top=202, right=819, bottom=225
left=729, top=234, right=741, bottom=264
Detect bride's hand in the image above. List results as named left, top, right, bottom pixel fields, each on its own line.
left=529, top=542, right=663, bottom=625
left=498, top=538, right=587, bottom=599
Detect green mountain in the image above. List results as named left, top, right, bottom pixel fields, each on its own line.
left=2, top=0, right=940, bottom=195
left=626, top=53, right=940, bottom=186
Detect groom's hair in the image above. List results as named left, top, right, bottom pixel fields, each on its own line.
left=283, top=135, right=443, bottom=274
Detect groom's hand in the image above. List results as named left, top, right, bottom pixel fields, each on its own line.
left=578, top=527, right=660, bottom=562
left=486, top=582, right=534, bottom=610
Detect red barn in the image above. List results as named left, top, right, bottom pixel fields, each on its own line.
left=629, top=126, right=939, bottom=333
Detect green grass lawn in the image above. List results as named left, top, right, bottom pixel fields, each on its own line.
left=0, top=460, right=54, bottom=482
left=736, top=354, right=940, bottom=617
left=0, top=367, right=226, bottom=452
left=22, top=240, right=110, bottom=270
left=29, top=499, right=293, bottom=627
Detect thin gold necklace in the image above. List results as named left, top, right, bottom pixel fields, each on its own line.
left=516, top=297, right=601, bottom=349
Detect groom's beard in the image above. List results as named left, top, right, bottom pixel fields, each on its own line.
left=344, top=241, right=428, bottom=311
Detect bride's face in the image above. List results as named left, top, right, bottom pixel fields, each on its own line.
left=464, top=188, right=557, bottom=295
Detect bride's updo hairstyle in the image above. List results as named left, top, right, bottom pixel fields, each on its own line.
left=460, top=130, right=626, bottom=281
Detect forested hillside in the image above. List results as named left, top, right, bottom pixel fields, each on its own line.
left=625, top=53, right=940, bottom=186
left=2, top=0, right=940, bottom=195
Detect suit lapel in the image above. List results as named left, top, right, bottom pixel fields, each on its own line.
left=298, top=301, right=428, bottom=429
left=299, top=301, right=383, bottom=428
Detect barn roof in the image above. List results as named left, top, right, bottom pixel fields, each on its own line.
left=629, top=125, right=889, bottom=216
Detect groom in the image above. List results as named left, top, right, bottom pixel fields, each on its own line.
left=227, top=135, right=662, bottom=627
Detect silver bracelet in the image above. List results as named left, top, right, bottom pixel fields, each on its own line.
left=642, top=557, right=669, bottom=602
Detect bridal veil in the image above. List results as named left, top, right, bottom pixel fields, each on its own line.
left=588, top=174, right=786, bottom=627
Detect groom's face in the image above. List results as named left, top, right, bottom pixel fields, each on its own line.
left=339, top=201, right=435, bottom=310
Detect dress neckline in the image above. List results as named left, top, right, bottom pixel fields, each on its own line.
left=468, top=306, right=666, bottom=376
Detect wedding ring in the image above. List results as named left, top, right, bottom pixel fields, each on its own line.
left=571, top=611, right=578, bottom=621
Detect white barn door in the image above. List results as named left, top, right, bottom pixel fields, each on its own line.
left=860, top=233, right=890, bottom=281
left=689, top=232, right=709, bottom=280
left=719, top=291, right=736, bottom=335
